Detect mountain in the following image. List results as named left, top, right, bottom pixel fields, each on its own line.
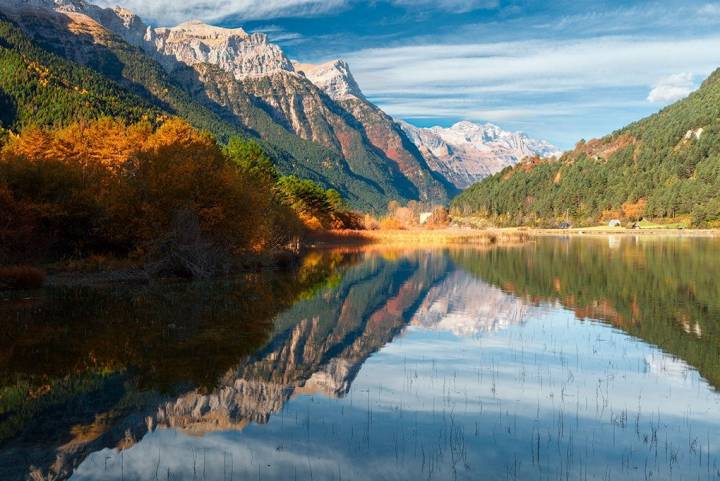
left=296, top=60, right=458, bottom=201
left=452, top=68, right=720, bottom=226
left=107, top=12, right=453, bottom=205
left=0, top=0, right=453, bottom=211
left=400, top=120, right=560, bottom=189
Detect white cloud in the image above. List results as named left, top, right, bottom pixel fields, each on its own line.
left=647, top=72, right=695, bottom=103
left=94, top=0, right=500, bottom=24
left=94, top=0, right=347, bottom=24
left=334, top=36, right=719, bottom=121
left=390, top=0, right=499, bottom=13
left=699, top=3, right=720, bottom=15
left=345, top=38, right=716, bottom=91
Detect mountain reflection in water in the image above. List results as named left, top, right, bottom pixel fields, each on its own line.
left=1, top=239, right=720, bottom=481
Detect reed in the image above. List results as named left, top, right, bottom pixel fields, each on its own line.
left=308, top=228, right=533, bottom=248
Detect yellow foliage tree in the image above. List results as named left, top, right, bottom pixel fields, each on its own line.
left=622, top=199, right=647, bottom=221
left=0, top=117, right=302, bottom=267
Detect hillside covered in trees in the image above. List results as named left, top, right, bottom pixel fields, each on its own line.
left=452, top=68, right=720, bottom=227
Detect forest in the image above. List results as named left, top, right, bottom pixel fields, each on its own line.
left=452, top=68, right=720, bottom=227
left=0, top=118, right=358, bottom=277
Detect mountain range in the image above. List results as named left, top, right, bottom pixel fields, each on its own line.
left=400, top=120, right=561, bottom=189
left=0, top=0, right=564, bottom=211
left=0, top=0, right=459, bottom=211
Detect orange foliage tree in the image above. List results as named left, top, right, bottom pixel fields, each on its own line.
left=622, top=198, right=647, bottom=221
left=0, top=117, right=302, bottom=268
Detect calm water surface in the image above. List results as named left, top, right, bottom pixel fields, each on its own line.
left=1, top=237, right=720, bottom=480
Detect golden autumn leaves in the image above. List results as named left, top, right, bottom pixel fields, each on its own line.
left=0, top=118, right=300, bottom=267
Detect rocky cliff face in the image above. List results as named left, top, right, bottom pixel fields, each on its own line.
left=161, top=35, right=451, bottom=204
left=294, top=59, right=365, bottom=102
left=151, top=24, right=451, bottom=204
left=400, top=120, right=561, bottom=189
left=237, top=70, right=424, bottom=203
left=297, top=59, right=456, bottom=202
left=146, top=21, right=294, bottom=79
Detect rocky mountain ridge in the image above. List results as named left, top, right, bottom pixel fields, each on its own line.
left=148, top=20, right=294, bottom=79
left=294, top=59, right=365, bottom=101
left=134, top=20, right=454, bottom=203
left=0, top=0, right=453, bottom=209
left=400, top=120, right=561, bottom=189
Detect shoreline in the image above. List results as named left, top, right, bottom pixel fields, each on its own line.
left=529, top=227, right=720, bottom=237
left=307, top=226, right=720, bottom=248
left=306, top=228, right=532, bottom=248
left=5, top=227, right=719, bottom=290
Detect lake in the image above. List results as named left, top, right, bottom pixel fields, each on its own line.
left=1, top=236, right=719, bottom=481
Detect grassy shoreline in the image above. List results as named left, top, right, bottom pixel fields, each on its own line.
left=6, top=227, right=718, bottom=290
left=307, top=228, right=532, bottom=247
left=529, top=227, right=720, bottom=237
left=308, top=226, right=720, bottom=249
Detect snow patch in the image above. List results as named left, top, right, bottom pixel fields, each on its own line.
left=399, top=120, right=561, bottom=189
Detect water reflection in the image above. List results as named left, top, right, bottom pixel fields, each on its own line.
left=411, top=269, right=530, bottom=336
left=1, top=239, right=720, bottom=481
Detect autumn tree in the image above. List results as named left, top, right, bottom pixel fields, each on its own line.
left=0, top=117, right=363, bottom=269
left=622, top=198, right=647, bottom=221
left=0, top=118, right=300, bottom=266
left=429, top=206, right=449, bottom=226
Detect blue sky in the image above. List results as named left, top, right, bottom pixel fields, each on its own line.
left=99, top=0, right=720, bottom=149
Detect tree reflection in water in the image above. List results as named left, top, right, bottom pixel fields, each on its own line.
left=1, top=240, right=720, bottom=481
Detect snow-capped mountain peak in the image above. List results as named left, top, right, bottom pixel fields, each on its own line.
left=400, top=120, right=561, bottom=189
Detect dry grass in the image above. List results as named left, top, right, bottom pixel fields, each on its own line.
left=307, top=225, right=720, bottom=251
left=0, top=265, right=46, bottom=290
left=308, top=228, right=533, bottom=248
